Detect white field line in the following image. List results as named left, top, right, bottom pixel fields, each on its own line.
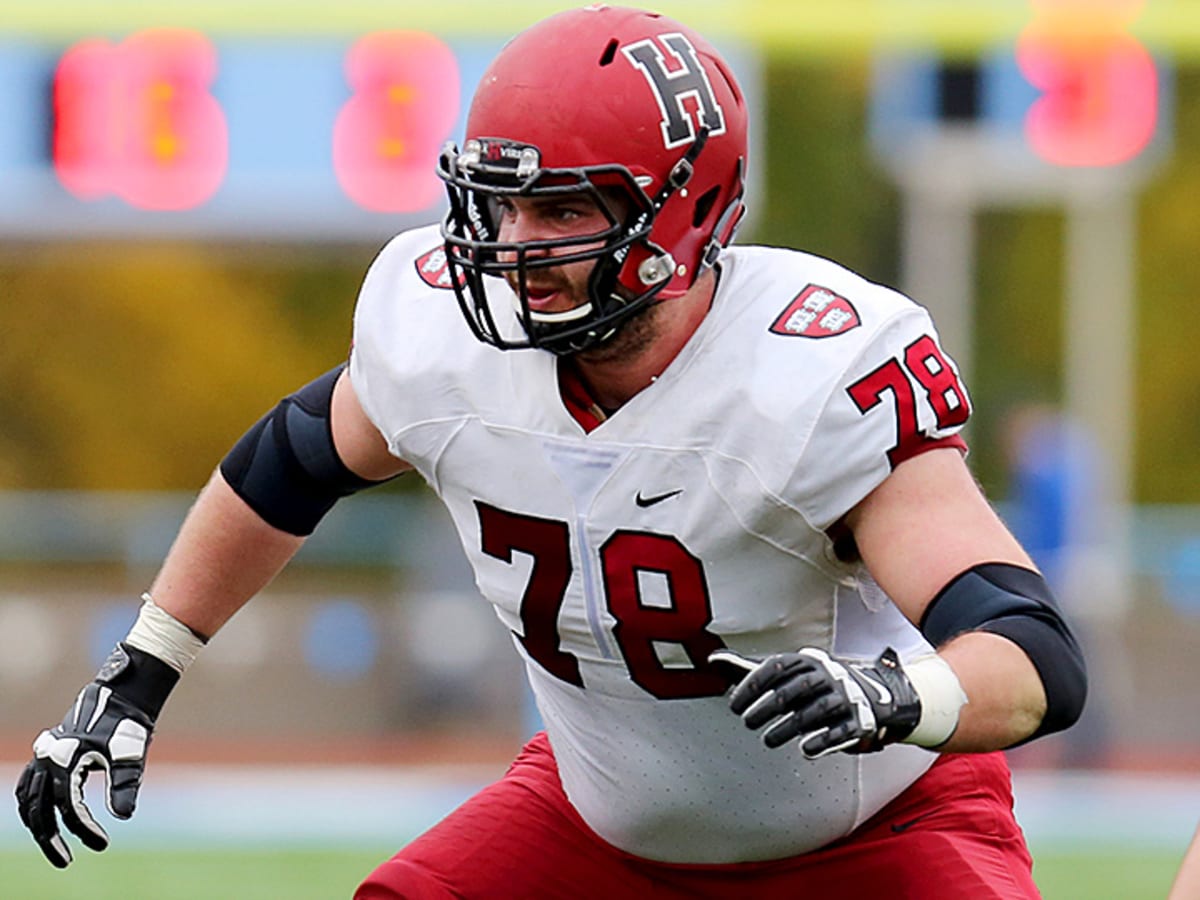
left=1, top=765, right=1196, bottom=851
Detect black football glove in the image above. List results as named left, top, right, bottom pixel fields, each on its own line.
left=15, top=643, right=178, bottom=868
left=710, top=646, right=922, bottom=759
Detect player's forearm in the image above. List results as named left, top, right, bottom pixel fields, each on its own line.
left=934, top=632, right=1047, bottom=752
left=147, top=468, right=306, bottom=639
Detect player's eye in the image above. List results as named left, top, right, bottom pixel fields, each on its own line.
left=551, top=206, right=583, bottom=223
left=489, top=196, right=517, bottom=220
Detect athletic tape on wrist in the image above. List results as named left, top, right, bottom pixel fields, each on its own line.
left=901, top=654, right=968, bottom=748
left=124, top=594, right=207, bottom=675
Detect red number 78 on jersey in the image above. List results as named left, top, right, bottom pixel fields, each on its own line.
left=846, top=334, right=970, bottom=467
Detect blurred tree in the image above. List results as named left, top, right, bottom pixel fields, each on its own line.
left=970, top=209, right=1065, bottom=495
left=751, top=59, right=900, bottom=283
left=1135, top=69, right=1200, bottom=504
left=0, top=242, right=364, bottom=489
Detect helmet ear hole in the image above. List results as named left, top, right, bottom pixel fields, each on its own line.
left=692, top=185, right=720, bottom=229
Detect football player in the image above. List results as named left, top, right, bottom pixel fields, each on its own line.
left=16, top=6, right=1086, bottom=897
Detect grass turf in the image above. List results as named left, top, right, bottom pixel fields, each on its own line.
left=1032, top=846, right=1182, bottom=899
left=0, top=847, right=392, bottom=900
left=0, top=844, right=1184, bottom=898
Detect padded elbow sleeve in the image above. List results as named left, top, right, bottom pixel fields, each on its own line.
left=920, top=563, right=1088, bottom=743
left=219, top=365, right=381, bottom=536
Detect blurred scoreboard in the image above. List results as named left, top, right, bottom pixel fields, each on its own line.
left=0, top=29, right=760, bottom=241
left=869, top=1, right=1172, bottom=176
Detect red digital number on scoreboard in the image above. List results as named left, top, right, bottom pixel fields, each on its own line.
left=1017, top=0, right=1158, bottom=167
left=333, top=31, right=462, bottom=213
left=51, top=29, right=465, bottom=216
left=53, top=29, right=228, bottom=210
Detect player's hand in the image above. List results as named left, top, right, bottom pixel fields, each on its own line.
left=14, top=643, right=176, bottom=868
left=709, top=646, right=921, bottom=759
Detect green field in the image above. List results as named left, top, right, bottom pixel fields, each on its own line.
left=0, top=844, right=1183, bottom=899
left=0, top=847, right=391, bottom=900
left=1033, top=847, right=1181, bottom=899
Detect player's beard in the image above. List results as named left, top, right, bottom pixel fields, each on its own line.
left=572, top=296, right=661, bottom=365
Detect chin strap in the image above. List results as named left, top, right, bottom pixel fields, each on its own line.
left=654, top=124, right=710, bottom=206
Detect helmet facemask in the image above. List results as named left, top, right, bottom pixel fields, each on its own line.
left=438, top=137, right=689, bottom=356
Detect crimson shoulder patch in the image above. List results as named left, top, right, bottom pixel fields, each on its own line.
left=414, top=245, right=464, bottom=290
left=769, top=284, right=860, bottom=338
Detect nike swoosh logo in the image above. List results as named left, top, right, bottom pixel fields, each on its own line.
left=635, top=489, right=683, bottom=508
left=891, top=810, right=938, bottom=833
left=858, top=672, right=893, bottom=706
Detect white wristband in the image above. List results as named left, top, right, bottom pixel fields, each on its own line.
left=124, top=594, right=207, bottom=675
left=902, top=654, right=969, bottom=748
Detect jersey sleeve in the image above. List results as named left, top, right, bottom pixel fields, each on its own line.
left=347, top=233, right=412, bottom=455
left=347, top=225, right=465, bottom=458
left=347, top=224, right=495, bottom=481
left=787, top=306, right=971, bottom=532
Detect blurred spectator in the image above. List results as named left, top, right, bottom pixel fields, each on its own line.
left=1005, top=404, right=1132, bottom=767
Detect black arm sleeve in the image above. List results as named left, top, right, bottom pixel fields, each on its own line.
left=920, top=562, right=1088, bottom=744
left=219, top=365, right=387, bottom=536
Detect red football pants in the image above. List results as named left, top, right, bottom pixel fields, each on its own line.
left=356, top=731, right=1039, bottom=899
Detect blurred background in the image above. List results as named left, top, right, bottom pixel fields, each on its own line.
left=0, top=0, right=1198, bottom=896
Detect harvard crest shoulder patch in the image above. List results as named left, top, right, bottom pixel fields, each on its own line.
left=769, top=284, right=861, bottom=338
left=414, top=245, right=465, bottom=290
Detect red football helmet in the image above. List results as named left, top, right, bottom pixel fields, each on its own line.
left=438, top=4, right=748, bottom=354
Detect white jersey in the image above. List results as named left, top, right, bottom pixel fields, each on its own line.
left=350, top=224, right=972, bottom=864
